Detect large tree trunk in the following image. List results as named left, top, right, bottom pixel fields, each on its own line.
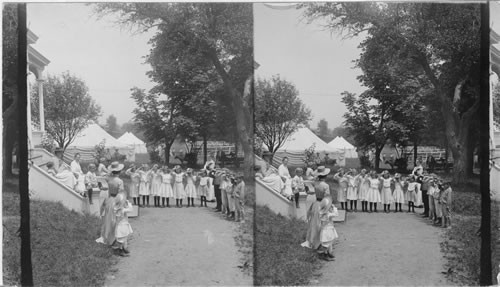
left=374, top=145, right=383, bottom=171
left=203, top=134, right=208, bottom=164
left=419, top=55, right=479, bottom=184
left=164, top=139, right=174, bottom=165
left=479, top=4, right=492, bottom=285
left=465, top=129, right=476, bottom=176
left=3, top=120, right=16, bottom=178
left=210, top=52, right=253, bottom=178
left=413, top=140, right=418, bottom=167
left=18, top=4, right=34, bottom=285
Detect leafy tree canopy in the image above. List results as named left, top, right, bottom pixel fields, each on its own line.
left=255, top=75, right=311, bottom=153
left=31, top=71, right=101, bottom=150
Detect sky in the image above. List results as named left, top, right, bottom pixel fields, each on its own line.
left=254, top=3, right=366, bottom=130
left=27, top=3, right=156, bottom=126
left=27, top=2, right=500, bottom=129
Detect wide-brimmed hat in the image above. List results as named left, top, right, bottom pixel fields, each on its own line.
left=314, top=166, right=331, bottom=177
left=109, top=161, right=124, bottom=172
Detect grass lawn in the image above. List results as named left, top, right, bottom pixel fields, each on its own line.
left=439, top=178, right=499, bottom=285
left=254, top=205, right=322, bottom=286
left=3, top=178, right=117, bottom=286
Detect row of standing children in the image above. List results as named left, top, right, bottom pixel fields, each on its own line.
left=124, top=164, right=247, bottom=223
left=329, top=169, right=452, bottom=224
left=125, top=164, right=213, bottom=208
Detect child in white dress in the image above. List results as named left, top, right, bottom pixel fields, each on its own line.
left=173, top=165, right=186, bottom=208
left=380, top=171, right=394, bottom=213
left=346, top=169, right=358, bottom=212
left=291, top=168, right=305, bottom=208
left=366, top=171, right=381, bottom=212
left=406, top=176, right=418, bottom=213
left=138, top=165, right=150, bottom=207
left=113, top=191, right=134, bottom=257
left=150, top=165, right=162, bottom=207
left=125, top=165, right=140, bottom=206
left=318, top=196, right=338, bottom=261
left=357, top=169, right=370, bottom=212
left=159, top=167, right=173, bottom=207
left=198, top=170, right=210, bottom=207
left=334, top=170, right=348, bottom=210
left=392, top=173, right=405, bottom=212
left=185, top=168, right=197, bottom=207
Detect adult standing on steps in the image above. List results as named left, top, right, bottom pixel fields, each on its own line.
left=70, top=153, right=86, bottom=195
left=278, top=157, right=293, bottom=199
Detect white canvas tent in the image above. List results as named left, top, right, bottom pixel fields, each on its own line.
left=328, top=136, right=358, bottom=167
left=64, top=123, right=134, bottom=163
left=269, top=127, right=342, bottom=166
left=118, top=132, right=148, bottom=154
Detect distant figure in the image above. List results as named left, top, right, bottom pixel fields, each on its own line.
left=427, top=155, right=436, bottom=173
left=113, top=149, right=122, bottom=161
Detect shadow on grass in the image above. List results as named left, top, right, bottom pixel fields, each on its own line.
left=254, top=205, right=321, bottom=286
left=3, top=181, right=117, bottom=286
left=440, top=181, right=499, bottom=285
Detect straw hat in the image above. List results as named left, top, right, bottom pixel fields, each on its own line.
left=319, top=197, right=332, bottom=212
left=314, top=166, right=331, bottom=177
left=109, top=161, right=124, bottom=172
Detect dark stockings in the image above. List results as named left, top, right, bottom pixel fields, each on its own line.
left=87, top=189, right=93, bottom=204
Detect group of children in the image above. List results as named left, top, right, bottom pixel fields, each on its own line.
left=289, top=166, right=453, bottom=229
left=123, top=164, right=247, bottom=222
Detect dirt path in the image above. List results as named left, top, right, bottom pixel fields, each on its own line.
left=316, top=207, right=449, bottom=286
left=105, top=202, right=252, bottom=286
